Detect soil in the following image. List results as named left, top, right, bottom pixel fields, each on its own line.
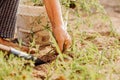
left=100, top=0, right=120, bottom=34
left=30, top=0, right=120, bottom=79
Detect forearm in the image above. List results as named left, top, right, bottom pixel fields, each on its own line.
left=43, top=0, right=64, bottom=29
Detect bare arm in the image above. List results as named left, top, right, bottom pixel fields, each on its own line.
left=43, top=0, right=64, bottom=29
left=43, top=0, right=71, bottom=52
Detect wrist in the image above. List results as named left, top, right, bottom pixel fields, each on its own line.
left=52, top=25, right=66, bottom=31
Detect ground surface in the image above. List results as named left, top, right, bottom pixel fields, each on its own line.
left=31, top=0, right=120, bottom=80
left=100, top=0, right=120, bottom=34
left=0, top=0, right=120, bottom=80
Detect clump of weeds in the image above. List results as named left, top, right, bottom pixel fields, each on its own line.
left=44, top=0, right=120, bottom=80
left=1, top=0, right=120, bottom=80
left=0, top=51, right=34, bottom=80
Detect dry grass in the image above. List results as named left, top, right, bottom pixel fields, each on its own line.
left=0, top=0, right=120, bottom=80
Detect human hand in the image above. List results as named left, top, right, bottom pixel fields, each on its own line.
left=52, top=26, right=71, bottom=52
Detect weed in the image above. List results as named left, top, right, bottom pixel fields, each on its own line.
left=0, top=51, right=33, bottom=80
left=1, top=0, right=120, bottom=80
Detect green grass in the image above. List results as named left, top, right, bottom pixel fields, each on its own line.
left=1, top=0, right=120, bottom=80
left=46, top=33, right=120, bottom=80
left=44, top=0, right=120, bottom=80
left=0, top=51, right=33, bottom=80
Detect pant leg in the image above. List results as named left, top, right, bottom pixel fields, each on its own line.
left=0, top=0, right=19, bottom=38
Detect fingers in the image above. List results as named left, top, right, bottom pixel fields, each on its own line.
left=57, top=34, right=72, bottom=52
left=52, top=27, right=71, bottom=52
left=56, top=35, right=64, bottom=52
left=63, top=35, right=72, bottom=52
left=64, top=38, right=71, bottom=49
left=58, top=40, right=64, bottom=52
